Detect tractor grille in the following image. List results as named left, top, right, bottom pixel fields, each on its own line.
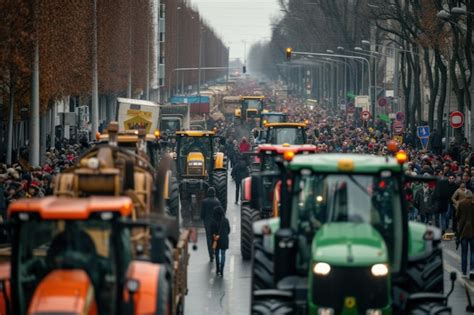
left=312, top=266, right=389, bottom=313
left=187, top=166, right=203, bottom=176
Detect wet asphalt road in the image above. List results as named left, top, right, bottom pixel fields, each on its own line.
left=184, top=171, right=472, bottom=314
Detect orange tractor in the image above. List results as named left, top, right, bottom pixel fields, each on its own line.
left=0, top=195, right=190, bottom=315
left=240, top=144, right=317, bottom=260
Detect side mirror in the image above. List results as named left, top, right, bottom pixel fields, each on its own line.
left=150, top=225, right=167, bottom=264
left=250, top=174, right=262, bottom=210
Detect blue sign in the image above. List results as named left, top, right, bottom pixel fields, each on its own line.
left=420, top=137, right=429, bottom=151
left=417, top=126, right=430, bottom=138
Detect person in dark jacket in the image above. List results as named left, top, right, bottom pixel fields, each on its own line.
left=231, top=155, right=249, bottom=204
left=436, top=176, right=457, bottom=233
left=201, top=187, right=221, bottom=262
left=457, top=192, right=474, bottom=277
left=210, top=206, right=230, bottom=277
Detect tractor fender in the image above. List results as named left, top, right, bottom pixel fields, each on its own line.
left=0, top=263, right=11, bottom=315
left=242, top=177, right=252, bottom=202
left=125, top=261, right=169, bottom=315
left=408, top=222, right=442, bottom=261
left=214, top=152, right=225, bottom=169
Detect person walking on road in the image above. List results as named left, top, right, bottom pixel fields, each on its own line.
left=239, top=137, right=251, bottom=153
left=456, top=191, right=474, bottom=277
left=201, top=187, right=221, bottom=262
left=231, top=155, right=249, bottom=204
left=414, top=182, right=435, bottom=224
left=210, top=206, right=230, bottom=277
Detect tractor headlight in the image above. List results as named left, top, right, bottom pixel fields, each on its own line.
left=189, top=161, right=203, bottom=166
left=317, top=308, right=334, bottom=315
left=371, top=264, right=388, bottom=277
left=366, top=310, right=382, bottom=315
left=313, top=262, right=331, bottom=276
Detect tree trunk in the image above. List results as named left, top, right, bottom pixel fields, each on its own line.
left=435, top=51, right=447, bottom=136
left=6, top=83, right=15, bottom=165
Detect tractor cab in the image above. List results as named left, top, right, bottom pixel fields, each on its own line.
left=175, top=130, right=217, bottom=178
left=264, top=122, right=308, bottom=145
left=260, top=112, right=288, bottom=127
left=235, top=96, right=265, bottom=122
left=174, top=131, right=227, bottom=225
left=250, top=152, right=449, bottom=314
left=252, top=112, right=288, bottom=145
left=1, top=196, right=174, bottom=315
left=239, top=144, right=317, bottom=260
left=97, top=126, right=161, bottom=168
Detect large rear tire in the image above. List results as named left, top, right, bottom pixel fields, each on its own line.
left=167, top=177, right=180, bottom=218
left=408, top=302, right=451, bottom=315
left=251, top=298, right=294, bottom=315
left=241, top=205, right=261, bottom=260
left=213, top=169, right=228, bottom=210
left=251, top=239, right=274, bottom=292
left=404, top=247, right=444, bottom=293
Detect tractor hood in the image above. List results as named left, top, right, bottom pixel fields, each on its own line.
left=312, top=223, right=388, bottom=266
left=187, top=152, right=204, bottom=162
left=28, top=269, right=96, bottom=314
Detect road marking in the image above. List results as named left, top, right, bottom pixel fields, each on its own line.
left=444, top=260, right=474, bottom=292
left=444, top=246, right=461, bottom=263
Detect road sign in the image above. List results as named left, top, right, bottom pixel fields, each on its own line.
left=378, top=97, right=388, bottom=107
left=393, top=135, right=403, bottom=145
left=393, top=121, right=403, bottom=134
left=361, top=110, right=371, bottom=121
left=420, top=137, right=429, bottom=151
left=417, top=125, right=430, bottom=138
left=396, top=111, right=405, bottom=122
left=346, top=102, right=355, bottom=113
left=450, top=111, right=464, bottom=128
left=379, top=114, right=391, bottom=123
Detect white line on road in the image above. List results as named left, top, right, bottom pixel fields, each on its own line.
left=444, top=246, right=461, bottom=263
left=444, top=260, right=474, bottom=292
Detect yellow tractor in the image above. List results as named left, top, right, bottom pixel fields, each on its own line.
left=234, top=95, right=265, bottom=123
left=175, top=130, right=227, bottom=225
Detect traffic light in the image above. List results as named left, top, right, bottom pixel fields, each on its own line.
left=286, top=47, right=293, bottom=60
left=243, top=65, right=246, bottom=74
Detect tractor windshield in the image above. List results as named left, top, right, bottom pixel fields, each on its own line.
left=266, top=127, right=306, bottom=145
left=292, top=173, right=403, bottom=272
left=15, top=219, right=120, bottom=314
left=243, top=99, right=262, bottom=110
left=261, top=114, right=286, bottom=124
left=178, top=136, right=213, bottom=173
left=160, top=118, right=181, bottom=133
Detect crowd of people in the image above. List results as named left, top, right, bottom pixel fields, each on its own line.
left=2, top=81, right=474, bottom=277
left=0, top=141, right=85, bottom=220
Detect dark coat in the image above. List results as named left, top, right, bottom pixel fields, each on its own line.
left=201, top=197, right=221, bottom=224
left=457, top=196, right=474, bottom=238
left=210, top=215, right=230, bottom=250
left=436, top=179, right=457, bottom=212
left=231, top=159, right=249, bottom=183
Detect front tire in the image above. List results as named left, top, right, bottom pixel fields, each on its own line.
left=251, top=298, right=294, bottom=315
left=251, top=239, right=274, bottom=292
left=241, top=205, right=261, bottom=260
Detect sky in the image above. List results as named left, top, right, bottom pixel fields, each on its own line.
left=190, top=0, right=281, bottom=61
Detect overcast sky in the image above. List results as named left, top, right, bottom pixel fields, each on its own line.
left=190, top=0, right=281, bottom=61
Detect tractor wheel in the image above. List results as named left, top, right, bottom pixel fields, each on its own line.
left=251, top=239, right=274, bottom=292
left=241, top=205, right=261, bottom=260
left=408, top=302, right=451, bottom=315
left=167, top=177, right=180, bottom=218
left=403, top=247, right=444, bottom=294
left=213, top=169, right=228, bottom=210
left=251, top=298, right=294, bottom=315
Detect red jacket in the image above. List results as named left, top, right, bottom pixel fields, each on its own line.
left=239, top=141, right=250, bottom=153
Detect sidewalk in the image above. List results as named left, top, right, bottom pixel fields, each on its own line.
left=442, top=239, right=474, bottom=313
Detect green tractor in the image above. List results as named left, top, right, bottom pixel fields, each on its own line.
left=250, top=153, right=455, bottom=314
